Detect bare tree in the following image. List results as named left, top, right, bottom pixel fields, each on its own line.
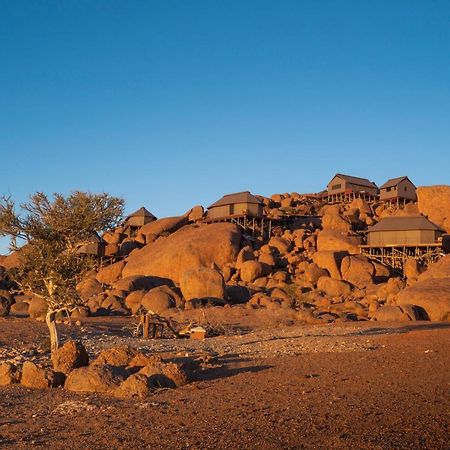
left=0, top=191, right=124, bottom=352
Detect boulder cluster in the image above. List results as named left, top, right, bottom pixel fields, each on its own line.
left=2, top=185, right=450, bottom=323
left=0, top=341, right=193, bottom=398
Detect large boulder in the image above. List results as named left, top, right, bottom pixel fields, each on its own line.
left=141, top=285, right=179, bottom=312
left=371, top=305, right=422, bottom=322
left=135, top=216, right=189, bottom=244
left=268, top=237, right=292, bottom=255
left=76, top=277, right=103, bottom=301
left=64, top=365, right=129, bottom=393
left=304, top=263, right=329, bottom=285
left=96, top=260, right=127, bottom=285
left=180, top=267, right=225, bottom=301
left=0, top=363, right=21, bottom=385
left=118, top=241, right=139, bottom=257
left=114, top=358, right=191, bottom=397
left=28, top=296, right=48, bottom=319
left=321, top=213, right=352, bottom=233
left=396, top=277, right=450, bottom=321
left=312, top=251, right=348, bottom=280
left=240, top=260, right=269, bottom=283
left=417, top=254, right=450, bottom=282
left=258, top=252, right=276, bottom=268
left=114, top=373, right=152, bottom=399
left=372, top=262, right=390, bottom=282
left=317, top=276, right=352, bottom=297
left=417, top=185, right=450, bottom=232
left=235, top=246, right=255, bottom=269
left=10, top=301, right=29, bottom=315
left=102, top=231, right=125, bottom=245
left=124, top=290, right=147, bottom=314
left=317, top=230, right=361, bottom=254
left=376, top=277, right=405, bottom=300
left=51, top=340, right=89, bottom=374
left=92, top=345, right=137, bottom=367
left=21, top=362, right=65, bottom=389
left=138, top=361, right=190, bottom=388
left=187, top=205, right=204, bottom=222
left=340, top=255, right=375, bottom=288
left=123, top=223, right=241, bottom=283
left=349, top=198, right=372, bottom=216
left=404, top=258, right=422, bottom=283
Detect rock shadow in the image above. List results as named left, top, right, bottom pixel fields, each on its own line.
left=350, top=322, right=450, bottom=336
left=193, top=361, right=273, bottom=382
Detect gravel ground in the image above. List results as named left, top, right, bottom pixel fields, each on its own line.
left=0, top=315, right=449, bottom=449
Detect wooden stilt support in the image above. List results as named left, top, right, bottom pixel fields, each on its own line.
left=142, top=315, right=149, bottom=338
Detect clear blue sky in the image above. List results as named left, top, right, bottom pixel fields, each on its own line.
left=1, top=1, right=449, bottom=252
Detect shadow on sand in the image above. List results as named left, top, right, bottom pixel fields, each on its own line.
left=350, top=322, right=450, bottom=336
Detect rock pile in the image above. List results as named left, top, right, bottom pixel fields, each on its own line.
left=0, top=341, right=194, bottom=398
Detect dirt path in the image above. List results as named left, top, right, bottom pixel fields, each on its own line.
left=0, top=318, right=449, bottom=449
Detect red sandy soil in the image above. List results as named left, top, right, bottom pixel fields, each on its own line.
left=0, top=314, right=449, bottom=449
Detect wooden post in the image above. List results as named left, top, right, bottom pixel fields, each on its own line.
left=143, top=315, right=149, bottom=338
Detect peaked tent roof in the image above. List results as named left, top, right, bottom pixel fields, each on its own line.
left=331, top=173, right=378, bottom=189
left=208, top=191, right=264, bottom=209
left=368, top=215, right=444, bottom=232
left=124, top=206, right=157, bottom=221
left=379, top=176, right=415, bottom=189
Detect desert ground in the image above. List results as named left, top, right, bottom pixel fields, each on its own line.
left=1, top=312, right=449, bottom=450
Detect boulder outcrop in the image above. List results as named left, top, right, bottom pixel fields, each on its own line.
left=123, top=223, right=241, bottom=283
left=317, top=276, right=352, bottom=297
left=180, top=268, right=225, bottom=301
left=317, top=230, right=361, bottom=254
left=135, top=216, right=189, bottom=244
left=396, top=277, right=450, bottom=321
left=417, top=185, right=450, bottom=232
left=141, top=285, right=180, bottom=312
left=340, top=255, right=374, bottom=288
left=312, top=251, right=347, bottom=280
left=96, top=260, right=127, bottom=286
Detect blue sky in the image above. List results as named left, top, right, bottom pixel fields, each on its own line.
left=1, top=1, right=449, bottom=252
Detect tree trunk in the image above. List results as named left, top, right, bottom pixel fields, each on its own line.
left=45, top=310, right=59, bottom=353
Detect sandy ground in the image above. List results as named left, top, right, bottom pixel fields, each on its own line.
left=0, top=313, right=449, bottom=449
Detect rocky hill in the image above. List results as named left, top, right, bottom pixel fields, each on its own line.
left=2, top=185, right=449, bottom=323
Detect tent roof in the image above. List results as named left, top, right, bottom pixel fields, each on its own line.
left=331, top=173, right=378, bottom=189
left=368, top=215, right=444, bottom=232
left=208, top=191, right=263, bottom=209
left=379, top=176, right=414, bottom=189
left=124, top=207, right=157, bottom=221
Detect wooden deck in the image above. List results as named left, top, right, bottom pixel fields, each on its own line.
left=326, top=192, right=380, bottom=205
left=200, top=214, right=321, bottom=238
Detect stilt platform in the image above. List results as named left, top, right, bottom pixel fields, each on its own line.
left=360, top=243, right=445, bottom=276
left=200, top=214, right=321, bottom=239
left=327, top=192, right=379, bottom=205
